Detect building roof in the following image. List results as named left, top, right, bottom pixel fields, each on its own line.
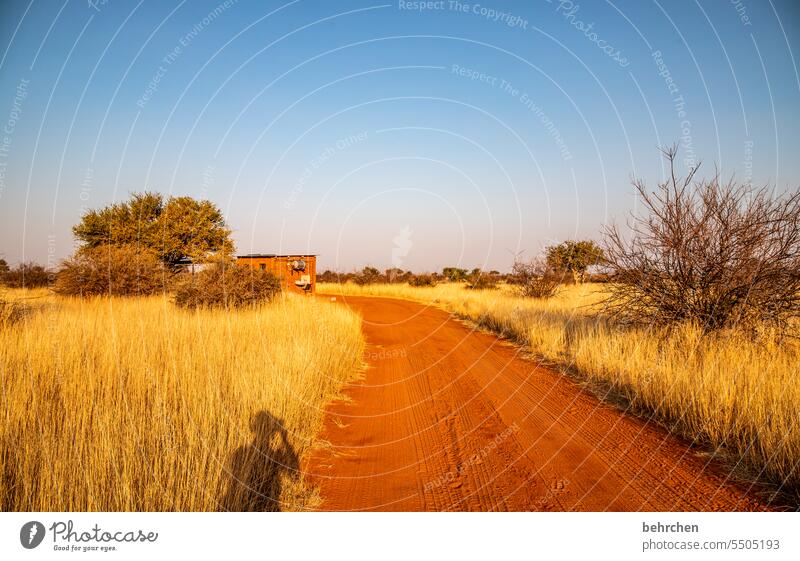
left=236, top=253, right=317, bottom=258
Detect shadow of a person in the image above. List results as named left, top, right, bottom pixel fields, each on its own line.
left=221, top=410, right=300, bottom=511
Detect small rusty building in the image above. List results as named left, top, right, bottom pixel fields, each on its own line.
left=237, top=254, right=316, bottom=294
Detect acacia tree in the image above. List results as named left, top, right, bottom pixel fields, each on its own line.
left=73, top=192, right=233, bottom=268
left=602, top=146, right=800, bottom=333
left=73, top=192, right=163, bottom=250
left=545, top=240, right=604, bottom=283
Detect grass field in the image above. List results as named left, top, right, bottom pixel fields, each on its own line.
left=320, top=281, right=800, bottom=499
left=0, top=288, right=364, bottom=511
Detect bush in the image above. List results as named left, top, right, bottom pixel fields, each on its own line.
left=465, top=269, right=498, bottom=290
left=408, top=274, right=437, bottom=287
left=603, top=146, right=800, bottom=333
left=174, top=262, right=281, bottom=309
left=55, top=245, right=166, bottom=297
left=511, top=258, right=560, bottom=299
left=442, top=267, right=468, bottom=282
left=2, top=262, right=51, bottom=288
left=352, top=266, right=384, bottom=286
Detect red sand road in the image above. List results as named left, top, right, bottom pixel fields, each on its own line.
left=304, top=295, right=770, bottom=511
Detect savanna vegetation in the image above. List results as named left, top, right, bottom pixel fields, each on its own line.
left=1, top=192, right=364, bottom=511
left=319, top=280, right=799, bottom=500
left=0, top=260, right=51, bottom=288
left=320, top=149, right=800, bottom=501
left=3, top=147, right=799, bottom=510
left=54, top=244, right=165, bottom=297
left=603, top=146, right=800, bottom=334
left=173, top=261, right=282, bottom=309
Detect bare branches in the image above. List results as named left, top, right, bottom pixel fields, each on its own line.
left=602, top=148, right=800, bottom=334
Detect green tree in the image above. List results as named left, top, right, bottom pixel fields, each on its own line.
left=442, top=267, right=468, bottom=282
left=545, top=240, right=604, bottom=283
left=73, top=192, right=233, bottom=267
left=158, top=196, right=233, bottom=265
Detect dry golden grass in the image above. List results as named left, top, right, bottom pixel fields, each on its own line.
left=0, top=288, right=364, bottom=511
left=320, top=281, right=800, bottom=497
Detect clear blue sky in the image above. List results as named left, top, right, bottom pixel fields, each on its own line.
left=1, top=0, right=799, bottom=272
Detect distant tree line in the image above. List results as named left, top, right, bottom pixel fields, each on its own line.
left=4, top=144, right=798, bottom=332
left=316, top=245, right=606, bottom=293
left=318, top=147, right=800, bottom=335
left=0, top=260, right=51, bottom=288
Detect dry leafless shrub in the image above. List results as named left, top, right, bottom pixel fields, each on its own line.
left=511, top=258, right=561, bottom=299
left=603, top=146, right=800, bottom=334
left=54, top=244, right=167, bottom=297
left=174, top=262, right=281, bottom=309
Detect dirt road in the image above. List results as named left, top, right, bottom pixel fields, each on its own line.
left=304, top=296, right=769, bottom=511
